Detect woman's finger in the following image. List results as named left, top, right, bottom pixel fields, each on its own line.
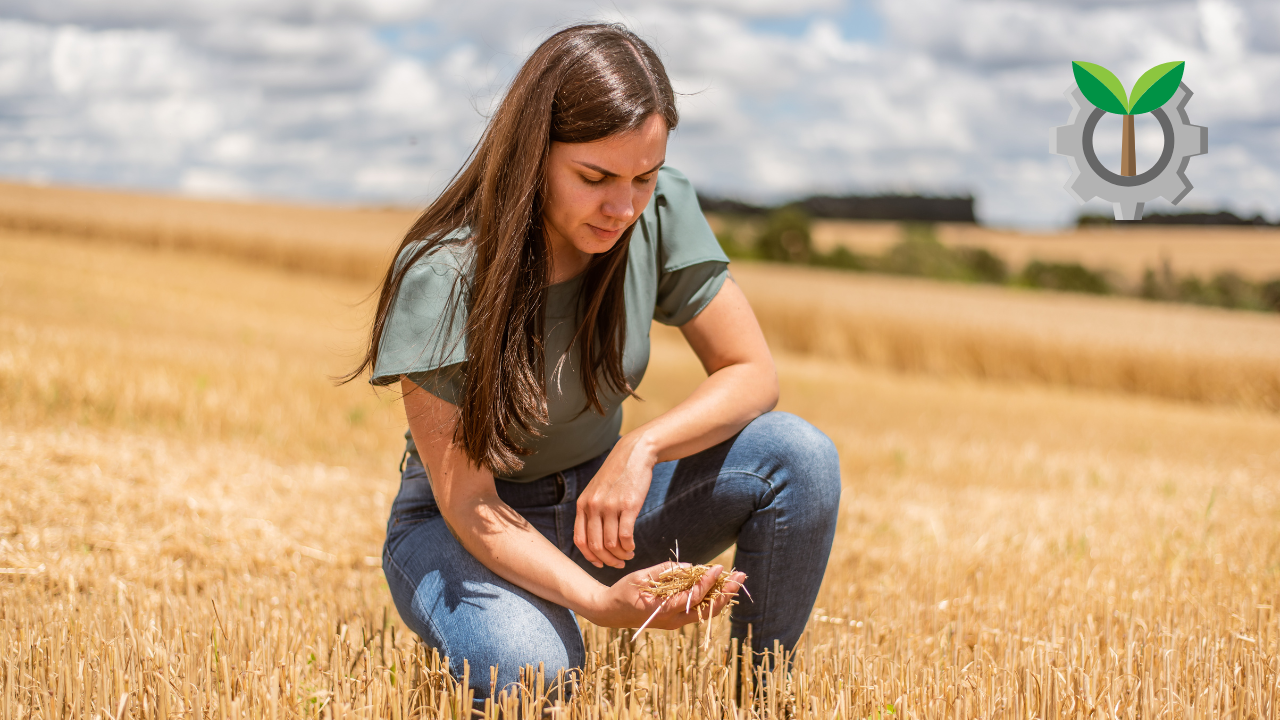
left=574, top=510, right=601, bottom=567
left=585, top=512, right=606, bottom=568
left=618, top=509, right=638, bottom=557
left=696, top=565, right=723, bottom=605
left=599, top=511, right=626, bottom=568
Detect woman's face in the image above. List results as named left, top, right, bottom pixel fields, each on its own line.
left=541, top=113, right=668, bottom=282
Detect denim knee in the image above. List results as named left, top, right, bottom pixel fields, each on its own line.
left=745, top=411, right=841, bottom=515
left=476, top=619, right=583, bottom=700
left=381, top=519, right=585, bottom=701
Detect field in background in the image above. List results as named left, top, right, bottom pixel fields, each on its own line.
left=800, top=218, right=1280, bottom=283
left=706, top=213, right=1280, bottom=283
left=733, top=263, right=1280, bottom=411
left=4, top=187, right=1280, bottom=718
left=0, top=180, right=417, bottom=282
left=9, top=180, right=1280, bottom=288
left=4, top=181, right=1280, bottom=413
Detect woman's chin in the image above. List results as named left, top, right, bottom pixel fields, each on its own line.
left=576, top=237, right=620, bottom=255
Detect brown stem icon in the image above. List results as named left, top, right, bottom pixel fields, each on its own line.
left=1121, top=114, right=1136, bottom=176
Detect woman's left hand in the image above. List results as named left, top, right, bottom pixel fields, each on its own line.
left=575, top=433, right=658, bottom=569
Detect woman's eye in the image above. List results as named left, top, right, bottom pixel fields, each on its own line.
left=583, top=175, right=606, bottom=185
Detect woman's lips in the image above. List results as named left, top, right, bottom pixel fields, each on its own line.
left=588, top=224, right=624, bottom=240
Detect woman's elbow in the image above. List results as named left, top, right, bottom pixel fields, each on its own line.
left=759, top=360, right=780, bottom=413
left=440, top=491, right=519, bottom=538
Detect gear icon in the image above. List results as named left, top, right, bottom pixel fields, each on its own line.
left=1052, top=82, right=1207, bottom=220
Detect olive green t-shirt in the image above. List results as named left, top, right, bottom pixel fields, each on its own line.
left=371, top=166, right=730, bottom=482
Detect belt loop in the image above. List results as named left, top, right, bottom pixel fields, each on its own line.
left=398, top=448, right=410, bottom=474
left=555, top=471, right=567, bottom=504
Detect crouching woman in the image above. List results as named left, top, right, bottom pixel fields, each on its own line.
left=345, top=23, right=841, bottom=703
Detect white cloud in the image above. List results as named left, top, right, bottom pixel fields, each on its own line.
left=367, top=58, right=442, bottom=120
left=682, top=0, right=842, bottom=15
left=181, top=166, right=253, bottom=197
left=49, top=26, right=197, bottom=94
left=1200, top=0, right=1247, bottom=59
left=211, top=132, right=256, bottom=162
left=2, top=0, right=438, bottom=25
left=0, top=0, right=1278, bottom=226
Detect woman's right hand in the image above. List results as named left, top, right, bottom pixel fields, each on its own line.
left=583, top=562, right=747, bottom=630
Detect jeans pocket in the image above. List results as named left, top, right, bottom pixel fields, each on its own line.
left=392, top=506, right=440, bottom=526
left=555, top=498, right=581, bottom=556
left=385, top=503, right=441, bottom=553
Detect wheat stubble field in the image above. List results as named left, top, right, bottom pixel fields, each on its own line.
left=3, top=186, right=1280, bottom=719
left=803, top=220, right=1280, bottom=283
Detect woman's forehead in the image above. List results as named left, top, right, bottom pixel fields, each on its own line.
left=553, top=115, right=668, bottom=176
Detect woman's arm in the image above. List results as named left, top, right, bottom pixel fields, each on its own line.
left=400, top=377, right=744, bottom=627
left=574, top=275, right=778, bottom=568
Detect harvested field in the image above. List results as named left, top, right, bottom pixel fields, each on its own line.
left=732, top=262, right=1280, bottom=412
left=803, top=218, right=1280, bottom=283
left=0, top=180, right=416, bottom=282
left=3, top=192, right=1280, bottom=718
left=3, top=181, right=1278, bottom=413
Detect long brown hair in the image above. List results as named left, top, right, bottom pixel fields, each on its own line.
left=343, top=23, right=679, bottom=476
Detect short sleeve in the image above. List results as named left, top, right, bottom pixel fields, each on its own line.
left=651, top=167, right=731, bottom=326
left=370, top=242, right=470, bottom=388
left=654, top=262, right=728, bottom=326
left=405, top=364, right=464, bottom=405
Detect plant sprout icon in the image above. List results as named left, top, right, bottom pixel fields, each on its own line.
left=1072, top=61, right=1185, bottom=176
left=1052, top=61, right=1207, bottom=221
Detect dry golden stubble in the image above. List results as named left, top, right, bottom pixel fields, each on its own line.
left=6, top=215, right=1280, bottom=718
left=633, top=562, right=744, bottom=648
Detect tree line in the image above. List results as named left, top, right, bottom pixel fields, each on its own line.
left=712, top=206, right=1280, bottom=314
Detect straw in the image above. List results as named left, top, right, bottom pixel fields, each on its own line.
left=632, top=562, right=743, bottom=646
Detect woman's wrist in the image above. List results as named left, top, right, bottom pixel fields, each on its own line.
left=573, top=578, right=616, bottom=625
left=619, top=427, right=661, bottom=469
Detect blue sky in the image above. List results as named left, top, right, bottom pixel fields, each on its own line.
left=0, top=0, right=1276, bottom=227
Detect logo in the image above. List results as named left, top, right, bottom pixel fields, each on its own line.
left=1052, top=61, right=1207, bottom=221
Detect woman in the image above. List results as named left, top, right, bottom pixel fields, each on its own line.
left=347, top=23, right=841, bottom=701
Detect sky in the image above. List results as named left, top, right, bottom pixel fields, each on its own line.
left=0, top=0, right=1277, bottom=228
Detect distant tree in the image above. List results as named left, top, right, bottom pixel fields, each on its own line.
left=1082, top=211, right=1276, bottom=227
left=715, top=228, right=753, bottom=259
left=1175, top=276, right=1217, bottom=305
left=1140, top=268, right=1169, bottom=301
left=1139, top=260, right=1178, bottom=301
left=1209, top=272, right=1262, bottom=310
left=880, top=224, right=968, bottom=280
left=812, top=246, right=868, bottom=271
left=756, top=205, right=812, bottom=263
left=1261, top=279, right=1280, bottom=312
left=954, top=246, right=1008, bottom=284
left=1021, top=261, right=1111, bottom=295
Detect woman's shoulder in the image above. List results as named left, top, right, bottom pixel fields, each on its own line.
left=641, top=167, right=729, bottom=272
left=645, top=166, right=712, bottom=236
left=653, top=165, right=696, bottom=204
left=394, top=232, right=474, bottom=282
left=373, top=234, right=472, bottom=385
left=387, top=236, right=473, bottom=325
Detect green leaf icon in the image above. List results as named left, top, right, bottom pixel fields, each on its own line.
left=1127, top=61, right=1185, bottom=115
left=1072, top=61, right=1128, bottom=115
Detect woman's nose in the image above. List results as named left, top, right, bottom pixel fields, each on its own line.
left=600, top=184, right=636, bottom=222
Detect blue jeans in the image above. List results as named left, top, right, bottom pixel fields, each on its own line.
left=381, top=411, right=841, bottom=700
